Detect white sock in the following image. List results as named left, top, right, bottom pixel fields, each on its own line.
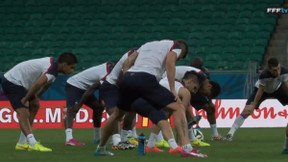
left=18, top=131, right=27, bottom=144
left=182, top=143, right=193, bottom=152
left=210, top=124, right=219, bottom=137
left=112, top=134, right=121, bottom=146
left=120, top=129, right=132, bottom=142
left=189, top=128, right=196, bottom=141
left=167, top=138, right=178, bottom=149
left=132, top=127, right=138, bottom=138
left=94, top=127, right=101, bottom=141
left=147, top=133, right=158, bottom=148
left=156, top=131, right=164, bottom=143
left=27, top=134, right=37, bottom=147
left=284, top=136, right=288, bottom=149
left=228, top=114, right=246, bottom=136
left=65, top=128, right=73, bottom=142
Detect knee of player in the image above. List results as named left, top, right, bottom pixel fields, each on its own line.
left=241, top=109, right=253, bottom=117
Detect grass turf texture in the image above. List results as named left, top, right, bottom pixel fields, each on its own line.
left=0, top=128, right=287, bottom=162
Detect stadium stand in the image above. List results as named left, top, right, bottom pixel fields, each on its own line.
left=0, top=0, right=283, bottom=72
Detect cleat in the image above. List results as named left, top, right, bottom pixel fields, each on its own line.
left=65, top=139, right=85, bottom=146
left=28, top=142, right=52, bottom=152
left=155, top=139, right=170, bottom=148
left=112, top=141, right=136, bottom=150
left=181, top=148, right=208, bottom=158
left=93, top=139, right=100, bottom=145
left=94, top=148, right=114, bottom=156
left=15, top=142, right=29, bottom=150
left=191, top=139, right=210, bottom=147
left=224, top=134, right=233, bottom=141
left=127, top=137, right=138, bottom=146
left=145, top=146, right=164, bottom=152
left=211, top=135, right=226, bottom=141
left=282, top=149, right=288, bottom=154
left=169, top=146, right=182, bottom=153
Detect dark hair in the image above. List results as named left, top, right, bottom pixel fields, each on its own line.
left=190, top=57, right=204, bottom=68
left=182, top=71, right=199, bottom=84
left=58, top=52, right=78, bottom=65
left=268, top=57, right=279, bottom=68
left=209, top=81, right=221, bottom=99
left=175, top=39, right=188, bottom=57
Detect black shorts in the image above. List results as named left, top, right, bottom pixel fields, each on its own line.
left=190, top=94, right=209, bottom=111
left=65, top=83, right=98, bottom=108
left=246, top=84, right=288, bottom=109
left=1, top=77, right=28, bottom=109
left=118, top=72, right=175, bottom=111
left=99, top=80, right=119, bottom=110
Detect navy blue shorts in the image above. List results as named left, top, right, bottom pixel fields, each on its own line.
left=65, top=83, right=98, bottom=108
left=118, top=72, right=175, bottom=111
left=246, top=84, right=288, bottom=109
left=1, top=77, right=27, bottom=109
left=99, top=80, right=119, bottom=110
left=190, top=94, right=209, bottom=110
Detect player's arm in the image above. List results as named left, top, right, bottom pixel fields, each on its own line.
left=179, top=87, right=193, bottom=119
left=21, top=74, right=48, bottom=107
left=122, top=51, right=138, bottom=74
left=78, top=81, right=102, bottom=107
left=251, top=85, right=264, bottom=109
left=36, top=81, right=53, bottom=98
left=166, top=51, right=179, bottom=101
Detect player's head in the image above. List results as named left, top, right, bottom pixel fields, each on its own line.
left=190, top=57, right=203, bottom=69
left=57, top=52, right=78, bottom=75
left=182, top=71, right=200, bottom=94
left=175, top=39, right=188, bottom=60
left=268, top=57, right=280, bottom=77
left=199, top=80, right=221, bottom=98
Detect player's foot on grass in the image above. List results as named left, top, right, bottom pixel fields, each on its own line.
left=127, top=137, right=138, bottom=146
left=94, top=147, right=114, bottom=156
left=211, top=135, right=226, bottom=141
left=93, top=139, right=100, bottom=145
left=224, top=134, right=233, bottom=141
left=181, top=149, right=208, bottom=158
left=191, top=139, right=210, bottom=146
left=112, top=141, right=136, bottom=150
left=28, top=142, right=52, bottom=152
left=282, top=149, right=288, bottom=154
left=145, top=146, right=164, bottom=152
left=65, top=139, right=85, bottom=146
left=155, top=139, right=170, bottom=148
left=15, top=142, right=29, bottom=150
left=169, top=146, right=182, bottom=153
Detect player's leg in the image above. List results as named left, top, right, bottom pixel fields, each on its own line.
left=64, top=83, right=85, bottom=146
left=121, top=112, right=138, bottom=145
left=202, top=103, right=222, bottom=141
left=282, top=123, right=288, bottom=154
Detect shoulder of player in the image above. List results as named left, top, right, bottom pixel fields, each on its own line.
left=281, top=66, right=288, bottom=74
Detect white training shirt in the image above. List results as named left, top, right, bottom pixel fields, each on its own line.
left=159, top=78, right=184, bottom=94
left=162, top=66, right=202, bottom=81
left=128, top=40, right=182, bottom=81
left=4, top=57, right=58, bottom=90
left=106, top=49, right=137, bottom=85
left=67, top=62, right=110, bottom=90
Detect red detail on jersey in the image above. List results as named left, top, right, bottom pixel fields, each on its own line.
left=100, top=62, right=111, bottom=81
left=169, top=41, right=176, bottom=51
left=44, top=57, right=53, bottom=74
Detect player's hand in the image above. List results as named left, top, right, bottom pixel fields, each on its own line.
left=171, top=90, right=182, bottom=104
left=21, top=98, right=29, bottom=108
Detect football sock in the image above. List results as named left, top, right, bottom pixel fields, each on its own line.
left=65, top=128, right=73, bottom=142
left=147, top=133, right=158, bottom=148
left=167, top=138, right=178, bottom=149
left=94, top=127, right=101, bottom=141
left=188, top=128, right=196, bottom=141
left=18, top=131, right=27, bottom=145
left=228, top=114, right=245, bottom=136
left=210, top=124, right=219, bottom=137
left=27, top=134, right=37, bottom=147
left=112, top=134, right=121, bottom=146
left=132, top=127, right=138, bottom=138
left=120, top=129, right=132, bottom=142
left=284, top=136, right=288, bottom=149
left=156, top=131, right=164, bottom=143
left=182, top=144, right=193, bottom=152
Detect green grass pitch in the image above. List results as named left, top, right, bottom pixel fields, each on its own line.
left=0, top=128, right=287, bottom=162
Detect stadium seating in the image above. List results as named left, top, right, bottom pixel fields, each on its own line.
left=0, top=0, right=282, bottom=72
